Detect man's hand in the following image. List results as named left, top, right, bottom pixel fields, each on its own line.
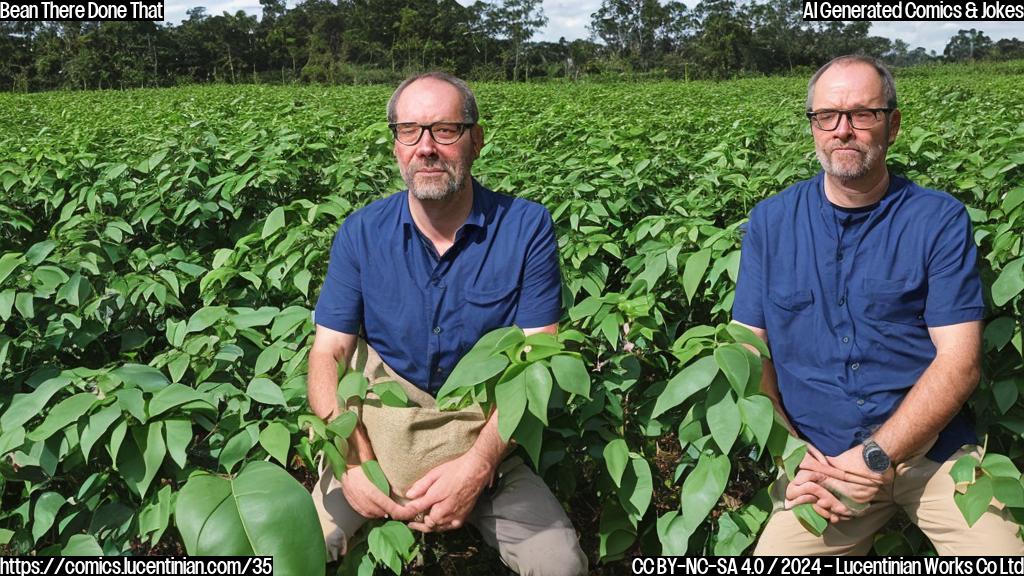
left=785, top=444, right=886, bottom=523
left=785, top=468, right=856, bottom=523
left=821, top=444, right=891, bottom=504
left=404, top=448, right=496, bottom=533
left=340, top=464, right=418, bottom=521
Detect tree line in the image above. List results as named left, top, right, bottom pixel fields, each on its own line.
left=2, top=0, right=1023, bottom=92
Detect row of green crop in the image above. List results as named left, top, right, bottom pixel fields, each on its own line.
left=0, top=72, right=1022, bottom=569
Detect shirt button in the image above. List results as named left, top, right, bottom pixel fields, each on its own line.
left=435, top=367, right=443, bottom=374
left=851, top=362, right=860, bottom=371
left=838, top=298, right=846, bottom=306
left=857, top=399, right=865, bottom=406
left=837, top=253, right=844, bottom=261
left=842, top=336, right=850, bottom=343
left=433, top=326, right=442, bottom=334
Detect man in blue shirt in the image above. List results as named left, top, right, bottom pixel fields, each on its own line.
left=733, top=55, right=1023, bottom=553
left=307, top=72, right=587, bottom=575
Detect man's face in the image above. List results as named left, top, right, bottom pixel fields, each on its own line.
left=392, top=78, right=482, bottom=201
left=810, top=62, right=900, bottom=182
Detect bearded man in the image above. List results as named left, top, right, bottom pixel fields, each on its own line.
left=306, top=72, right=587, bottom=575
left=733, top=55, right=1024, bottom=554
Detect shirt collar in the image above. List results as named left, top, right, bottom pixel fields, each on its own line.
left=399, top=177, right=490, bottom=233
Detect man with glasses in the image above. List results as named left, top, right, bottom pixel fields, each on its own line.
left=733, top=55, right=1024, bottom=553
left=307, top=72, right=588, bottom=575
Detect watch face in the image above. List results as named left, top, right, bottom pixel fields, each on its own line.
left=865, top=446, right=889, bottom=471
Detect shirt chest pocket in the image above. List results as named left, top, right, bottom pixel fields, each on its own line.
left=460, top=283, right=520, bottom=341
left=769, top=288, right=815, bottom=313
left=862, top=277, right=926, bottom=325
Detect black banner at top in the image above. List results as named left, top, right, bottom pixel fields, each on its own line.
left=802, top=0, right=1024, bottom=20
left=0, top=0, right=164, bottom=21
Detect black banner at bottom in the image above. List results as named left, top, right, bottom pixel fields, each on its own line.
left=630, top=556, right=1024, bottom=576
left=0, top=556, right=273, bottom=576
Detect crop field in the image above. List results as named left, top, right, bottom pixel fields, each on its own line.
left=1, top=64, right=1023, bottom=572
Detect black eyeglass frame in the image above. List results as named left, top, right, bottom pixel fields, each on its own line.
left=388, top=121, right=476, bottom=146
left=805, top=107, right=894, bottom=131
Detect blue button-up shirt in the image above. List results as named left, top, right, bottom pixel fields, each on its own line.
left=314, top=179, right=562, bottom=392
left=733, top=172, right=984, bottom=461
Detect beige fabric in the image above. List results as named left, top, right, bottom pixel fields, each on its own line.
left=344, top=339, right=487, bottom=500
left=754, top=443, right=1024, bottom=555
left=311, top=341, right=587, bottom=574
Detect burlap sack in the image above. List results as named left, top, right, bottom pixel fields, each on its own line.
left=345, top=339, right=487, bottom=503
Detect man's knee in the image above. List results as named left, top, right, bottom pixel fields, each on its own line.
left=508, top=527, right=588, bottom=576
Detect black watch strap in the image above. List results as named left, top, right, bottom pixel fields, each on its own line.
left=862, top=438, right=891, bottom=473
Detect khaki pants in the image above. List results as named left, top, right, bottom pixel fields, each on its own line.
left=754, top=443, right=1024, bottom=555
left=312, top=340, right=588, bottom=575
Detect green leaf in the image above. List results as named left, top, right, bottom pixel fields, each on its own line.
left=176, top=460, right=327, bottom=575
left=676, top=453, right=731, bottom=543
left=167, top=353, right=190, bottom=384
left=166, top=319, right=187, bottom=348
left=120, top=422, right=166, bottom=498
left=14, top=291, right=33, bottom=318
left=706, top=379, right=740, bottom=454
left=993, top=477, right=1024, bottom=507
left=619, top=457, right=653, bottom=520
left=0, top=374, right=72, bottom=431
left=337, top=372, right=368, bottom=403
left=0, top=252, right=26, bottom=287
left=550, top=354, right=591, bottom=399
left=293, top=269, right=312, bottom=297
left=362, top=460, right=390, bottom=495
left=651, top=356, right=719, bottom=418
left=368, top=521, right=417, bottom=575
left=792, top=503, right=828, bottom=536
left=107, top=419, right=128, bottom=465
left=117, top=388, right=147, bottom=423
left=950, top=454, right=980, bottom=485
left=992, top=379, right=1019, bottom=414
left=495, top=369, right=529, bottom=442
left=1003, top=187, right=1024, bottom=213
left=682, top=249, right=711, bottom=303
left=738, top=395, right=774, bottom=451
left=715, top=344, right=751, bottom=394
left=981, top=453, right=1020, bottom=478
left=260, top=422, right=290, bottom=466
left=782, top=436, right=808, bottom=480
left=954, top=475, right=994, bottom=527
left=27, top=392, right=98, bottom=442
left=714, top=512, right=755, bottom=556
left=149, top=383, right=213, bottom=418
left=512, top=410, right=543, bottom=469
left=0, top=425, right=25, bottom=456
left=0, top=289, right=14, bottom=321
left=254, top=345, right=281, bottom=375
left=32, top=492, right=66, bottom=544
left=436, top=352, right=508, bottom=401
left=992, top=257, right=1024, bottom=307
left=62, top=534, right=104, bottom=555
left=111, top=364, right=169, bottom=394
left=164, top=418, right=193, bottom=468
left=187, top=305, right=227, bottom=334
left=219, top=425, right=259, bottom=473
left=604, top=438, right=629, bottom=487
left=262, top=207, right=286, bottom=239
left=80, top=403, right=121, bottom=460
left=247, top=378, right=287, bottom=406
left=326, top=411, right=358, bottom=440
left=523, top=363, right=553, bottom=426
left=372, top=381, right=409, bottom=407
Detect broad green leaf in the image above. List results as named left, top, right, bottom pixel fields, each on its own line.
left=326, top=411, right=358, bottom=440
left=107, top=419, right=128, bottom=465
left=523, top=363, right=553, bottom=425
left=682, top=249, right=711, bottom=303
left=782, top=435, right=808, bottom=480
left=651, top=356, right=719, bottom=418
left=950, top=454, right=980, bottom=486
left=738, top=395, right=774, bottom=451
left=368, top=521, right=417, bottom=575
left=993, top=477, right=1024, bottom=507
left=494, top=369, right=528, bottom=442
left=260, top=422, right=290, bottom=466
left=62, top=534, right=103, bottom=555
left=0, top=289, right=13, bottom=321
left=117, top=388, right=147, bottom=423
left=677, top=453, right=731, bottom=541
left=992, top=257, right=1024, bottom=307
left=120, top=422, right=166, bottom=498
left=604, top=438, right=629, bottom=487
left=111, top=364, right=169, bottom=393
left=219, top=425, right=259, bottom=473
left=714, top=512, right=755, bottom=556
left=0, top=374, right=72, bottom=431
left=992, top=379, right=1019, bottom=414
left=706, top=380, right=740, bottom=454
left=436, top=352, right=508, bottom=400
left=372, top=381, right=409, bottom=407
left=513, top=410, right=544, bottom=469
left=14, top=291, right=32, bottom=319
left=0, top=252, right=25, bottom=286
left=262, top=207, right=286, bottom=239
left=176, top=460, right=326, bottom=575
left=149, top=383, right=213, bottom=418
left=619, top=457, right=653, bottom=520
left=168, top=353, right=190, bottom=384
left=80, top=403, right=121, bottom=460
left=166, top=319, right=187, bottom=348
left=362, top=460, right=390, bottom=495
left=164, top=418, right=193, bottom=468
left=247, top=378, right=287, bottom=406
left=337, top=372, right=368, bottom=403
left=792, top=503, right=827, bottom=536
left=187, top=306, right=227, bottom=334
left=954, top=475, right=994, bottom=527
left=27, top=392, right=98, bottom=442
left=254, top=345, right=281, bottom=375
left=32, top=492, right=66, bottom=544
left=0, top=425, right=25, bottom=456
left=715, top=343, right=751, bottom=395
left=981, top=453, right=1020, bottom=478
left=550, top=354, right=591, bottom=399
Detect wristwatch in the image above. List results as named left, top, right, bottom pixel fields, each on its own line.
left=862, top=438, right=891, bottom=473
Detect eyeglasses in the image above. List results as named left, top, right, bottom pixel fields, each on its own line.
left=389, top=121, right=474, bottom=146
left=806, top=108, right=894, bottom=131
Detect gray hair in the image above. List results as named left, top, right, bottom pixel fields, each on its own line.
left=806, top=55, right=897, bottom=111
left=386, top=72, right=479, bottom=124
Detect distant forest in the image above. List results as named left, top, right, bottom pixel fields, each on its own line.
left=2, top=0, right=1023, bottom=92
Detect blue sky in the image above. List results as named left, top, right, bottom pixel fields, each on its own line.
left=162, top=0, right=1022, bottom=54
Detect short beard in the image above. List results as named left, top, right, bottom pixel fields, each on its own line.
left=401, top=160, right=467, bottom=201
left=816, top=131, right=888, bottom=182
